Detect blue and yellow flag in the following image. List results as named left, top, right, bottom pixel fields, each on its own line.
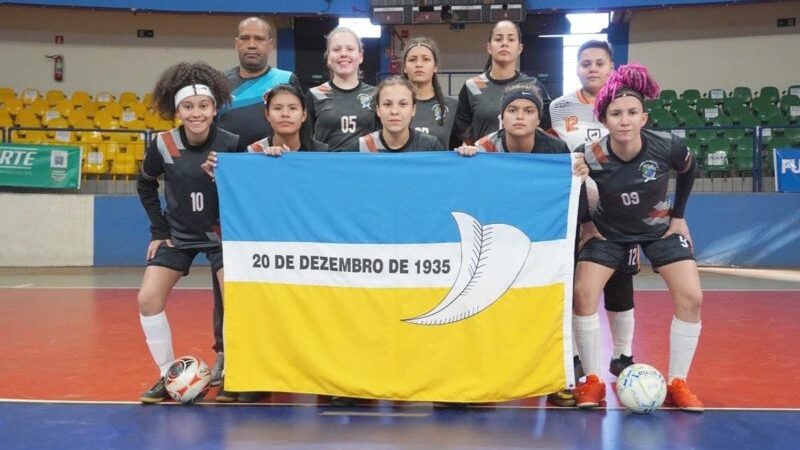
left=216, top=152, right=579, bottom=402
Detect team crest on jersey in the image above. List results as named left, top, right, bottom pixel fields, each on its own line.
left=639, top=160, right=659, bottom=182
left=587, top=128, right=602, bottom=141
left=432, top=104, right=449, bottom=121
left=357, top=93, right=373, bottom=110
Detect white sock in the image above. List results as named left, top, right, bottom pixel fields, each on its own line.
left=669, top=316, right=702, bottom=382
left=140, top=311, right=174, bottom=377
left=607, top=309, right=635, bottom=358
left=573, top=313, right=601, bottom=376
left=572, top=332, right=579, bottom=359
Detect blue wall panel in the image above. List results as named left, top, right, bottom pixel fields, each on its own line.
left=92, top=193, right=800, bottom=268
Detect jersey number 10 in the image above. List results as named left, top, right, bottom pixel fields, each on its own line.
left=190, top=192, right=204, bottom=212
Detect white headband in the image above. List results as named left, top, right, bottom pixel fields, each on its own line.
left=174, top=84, right=215, bottom=108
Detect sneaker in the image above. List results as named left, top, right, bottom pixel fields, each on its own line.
left=574, top=355, right=585, bottom=382
left=238, top=391, right=268, bottom=403
left=140, top=377, right=168, bottom=404
left=547, top=389, right=576, bottom=407
left=665, top=378, right=704, bottom=412
left=329, top=396, right=358, bottom=407
left=609, top=354, right=635, bottom=377
left=215, top=379, right=238, bottom=403
left=210, top=352, right=224, bottom=387
left=574, top=374, right=606, bottom=409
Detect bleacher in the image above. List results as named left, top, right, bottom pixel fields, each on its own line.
left=645, top=85, right=800, bottom=177
left=0, top=87, right=177, bottom=180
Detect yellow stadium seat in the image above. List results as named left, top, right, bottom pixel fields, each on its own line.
left=121, top=119, right=147, bottom=130
left=45, top=90, right=66, bottom=105
left=0, top=113, right=13, bottom=128
left=100, top=101, right=123, bottom=119
left=142, top=92, right=153, bottom=107
left=15, top=109, right=41, bottom=127
left=45, top=120, right=73, bottom=143
left=94, top=112, right=119, bottom=130
left=42, top=109, right=64, bottom=125
left=100, top=141, right=122, bottom=161
left=81, top=101, right=99, bottom=119
left=144, top=111, right=162, bottom=129
left=55, top=99, right=74, bottom=118
left=2, top=97, right=23, bottom=116
left=127, top=140, right=146, bottom=160
left=21, top=88, right=41, bottom=105
left=78, top=131, right=104, bottom=150
left=0, top=87, right=15, bottom=100
left=82, top=150, right=107, bottom=175
left=119, top=91, right=139, bottom=106
left=95, top=91, right=115, bottom=103
left=109, top=147, right=140, bottom=177
left=71, top=91, right=92, bottom=108
left=68, top=109, right=89, bottom=128
left=125, top=102, right=147, bottom=119
left=28, top=99, right=50, bottom=118
left=13, top=129, right=47, bottom=143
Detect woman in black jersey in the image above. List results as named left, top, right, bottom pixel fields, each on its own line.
left=572, top=64, right=704, bottom=412
left=449, top=20, right=552, bottom=149
left=306, top=27, right=378, bottom=151
left=203, top=84, right=327, bottom=170
left=137, top=62, right=240, bottom=403
left=402, top=37, right=457, bottom=149
left=358, top=76, right=443, bottom=152
left=456, top=83, right=568, bottom=155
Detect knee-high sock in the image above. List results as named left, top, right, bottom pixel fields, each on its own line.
left=140, top=311, right=174, bottom=377
left=573, top=313, right=601, bottom=376
left=669, top=316, right=701, bottom=382
left=607, top=309, right=635, bottom=358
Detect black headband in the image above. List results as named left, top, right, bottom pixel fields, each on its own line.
left=501, top=89, right=543, bottom=116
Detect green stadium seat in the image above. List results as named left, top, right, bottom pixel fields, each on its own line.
left=784, top=128, right=800, bottom=145
left=681, top=114, right=706, bottom=128
left=725, top=104, right=751, bottom=119
left=707, top=88, right=726, bottom=104
left=708, top=116, right=733, bottom=127
left=732, top=87, right=752, bottom=104
left=669, top=99, right=691, bottom=111
left=645, top=99, right=665, bottom=113
left=723, top=128, right=747, bottom=141
left=659, top=89, right=678, bottom=105
left=735, top=114, right=760, bottom=129
left=786, top=85, right=800, bottom=97
left=722, top=96, right=746, bottom=112
left=648, top=108, right=678, bottom=129
left=756, top=86, right=780, bottom=104
left=704, top=137, right=731, bottom=173
left=780, top=94, right=800, bottom=118
left=694, top=128, right=719, bottom=143
left=763, top=137, right=791, bottom=175
left=681, top=89, right=701, bottom=106
left=733, top=137, right=755, bottom=173
left=766, top=114, right=790, bottom=127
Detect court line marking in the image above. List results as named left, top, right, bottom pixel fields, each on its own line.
left=2, top=286, right=799, bottom=293
left=1, top=398, right=798, bottom=412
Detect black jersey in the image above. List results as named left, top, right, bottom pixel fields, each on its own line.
left=449, top=71, right=552, bottom=148
left=577, top=129, right=694, bottom=242
left=137, top=126, right=240, bottom=248
left=358, top=129, right=444, bottom=152
left=247, top=136, right=329, bottom=152
left=217, top=66, right=300, bottom=149
left=307, top=81, right=377, bottom=152
left=475, top=128, right=569, bottom=154
left=411, top=95, right=458, bottom=149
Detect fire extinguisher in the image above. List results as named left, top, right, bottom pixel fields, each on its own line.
left=46, top=55, right=64, bottom=82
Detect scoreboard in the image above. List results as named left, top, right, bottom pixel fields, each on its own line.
left=371, top=0, right=526, bottom=25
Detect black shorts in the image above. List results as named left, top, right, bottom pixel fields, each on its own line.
left=147, top=244, right=223, bottom=275
left=578, top=234, right=694, bottom=270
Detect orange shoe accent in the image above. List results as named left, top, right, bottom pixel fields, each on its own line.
left=575, top=374, right=606, bottom=409
left=666, top=378, right=704, bottom=412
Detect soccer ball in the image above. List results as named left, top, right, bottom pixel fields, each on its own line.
left=616, top=363, right=667, bottom=413
left=165, top=356, right=211, bottom=404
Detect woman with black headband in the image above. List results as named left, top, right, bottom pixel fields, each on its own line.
left=572, top=63, right=703, bottom=412
left=456, top=83, right=567, bottom=155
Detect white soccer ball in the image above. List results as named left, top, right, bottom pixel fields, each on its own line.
left=616, top=363, right=667, bottom=413
left=165, top=356, right=211, bottom=404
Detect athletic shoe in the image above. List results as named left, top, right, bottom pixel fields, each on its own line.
left=140, top=377, right=168, bottom=404
left=665, top=378, right=704, bottom=412
left=238, top=391, right=268, bottom=403
left=574, top=374, right=606, bottom=409
left=210, top=352, right=224, bottom=387
left=547, top=389, right=576, bottom=407
left=609, top=354, right=635, bottom=377
left=215, top=379, right=238, bottom=403
left=574, top=355, right=585, bottom=382
left=329, top=396, right=358, bottom=407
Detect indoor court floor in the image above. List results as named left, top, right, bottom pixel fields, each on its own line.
left=1, top=266, right=798, bottom=449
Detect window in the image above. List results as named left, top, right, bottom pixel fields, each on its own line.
left=562, top=13, right=610, bottom=95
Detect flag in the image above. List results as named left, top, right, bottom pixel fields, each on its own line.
left=216, top=151, right=579, bottom=402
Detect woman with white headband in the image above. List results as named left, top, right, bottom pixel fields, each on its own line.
left=137, top=62, right=240, bottom=403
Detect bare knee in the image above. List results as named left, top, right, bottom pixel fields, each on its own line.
left=675, top=289, right=703, bottom=321
left=138, top=290, right=164, bottom=316
left=573, top=283, right=600, bottom=316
